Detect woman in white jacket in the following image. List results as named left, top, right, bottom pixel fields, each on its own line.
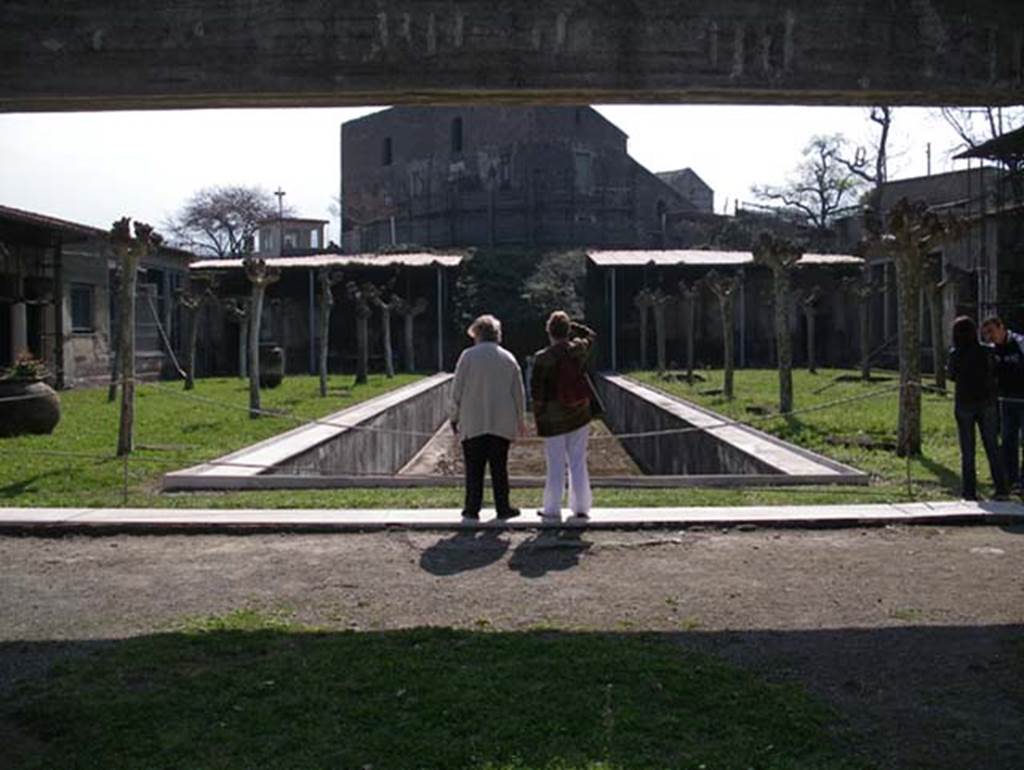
left=449, top=314, right=526, bottom=521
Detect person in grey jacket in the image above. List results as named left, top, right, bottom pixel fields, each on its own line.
left=449, top=314, right=526, bottom=521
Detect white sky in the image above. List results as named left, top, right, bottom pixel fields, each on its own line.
left=0, top=105, right=973, bottom=244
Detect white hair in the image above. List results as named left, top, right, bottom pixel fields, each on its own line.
left=468, top=314, right=502, bottom=343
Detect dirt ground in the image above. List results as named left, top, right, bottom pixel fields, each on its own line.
left=399, top=417, right=643, bottom=476
left=1, top=524, right=1023, bottom=769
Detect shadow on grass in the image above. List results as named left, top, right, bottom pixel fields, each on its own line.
left=0, top=470, right=73, bottom=500
left=4, top=618, right=1024, bottom=769
left=917, top=453, right=962, bottom=494
left=1, top=618, right=869, bottom=770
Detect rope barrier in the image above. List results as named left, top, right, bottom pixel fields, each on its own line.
left=4, top=379, right=929, bottom=478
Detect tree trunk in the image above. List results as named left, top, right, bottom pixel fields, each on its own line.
left=116, top=261, right=137, bottom=456
left=685, top=297, right=695, bottom=381
left=381, top=306, right=394, bottom=378
left=720, top=294, right=735, bottom=399
left=238, top=320, right=248, bottom=379
left=639, top=309, right=648, bottom=370
left=772, top=268, right=794, bottom=414
left=108, top=312, right=121, bottom=402
left=653, top=304, right=666, bottom=373
left=404, top=315, right=416, bottom=373
left=185, top=306, right=200, bottom=390
left=318, top=298, right=331, bottom=397
left=249, top=284, right=265, bottom=418
left=926, top=283, right=947, bottom=391
left=355, top=316, right=369, bottom=385
left=859, top=300, right=871, bottom=381
left=805, top=308, right=817, bottom=374
left=895, top=257, right=922, bottom=456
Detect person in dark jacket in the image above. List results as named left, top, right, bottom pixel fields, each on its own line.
left=980, top=316, right=1024, bottom=489
left=531, top=311, right=597, bottom=520
left=949, top=316, right=1009, bottom=501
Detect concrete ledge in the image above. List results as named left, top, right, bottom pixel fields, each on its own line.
left=163, top=373, right=452, bottom=490
left=598, top=375, right=867, bottom=483
left=1, top=501, right=1021, bottom=535
left=159, top=473, right=868, bottom=491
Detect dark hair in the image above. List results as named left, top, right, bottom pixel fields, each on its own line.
left=546, top=311, right=571, bottom=340
left=952, top=315, right=978, bottom=349
left=981, top=315, right=1004, bottom=330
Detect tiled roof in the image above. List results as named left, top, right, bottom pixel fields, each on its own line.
left=587, top=250, right=863, bottom=267
left=0, top=204, right=105, bottom=237
left=190, top=252, right=464, bottom=271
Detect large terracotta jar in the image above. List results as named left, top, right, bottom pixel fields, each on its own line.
left=0, top=378, right=61, bottom=437
left=259, top=344, right=285, bottom=389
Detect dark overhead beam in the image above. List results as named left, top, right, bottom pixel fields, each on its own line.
left=2, top=1, right=1023, bottom=112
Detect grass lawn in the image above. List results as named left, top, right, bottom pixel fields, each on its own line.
left=0, top=368, right=972, bottom=509
left=0, top=375, right=422, bottom=508
left=3, top=610, right=866, bottom=770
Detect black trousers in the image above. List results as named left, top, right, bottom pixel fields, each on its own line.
left=955, top=401, right=1009, bottom=499
left=461, top=434, right=512, bottom=516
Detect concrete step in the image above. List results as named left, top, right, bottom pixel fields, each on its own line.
left=1, top=501, right=1021, bottom=534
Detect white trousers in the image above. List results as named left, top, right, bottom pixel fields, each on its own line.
left=542, top=423, right=592, bottom=515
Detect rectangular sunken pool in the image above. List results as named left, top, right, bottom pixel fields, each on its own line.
left=163, top=373, right=866, bottom=491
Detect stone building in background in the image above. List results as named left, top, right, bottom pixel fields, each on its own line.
left=341, top=106, right=712, bottom=252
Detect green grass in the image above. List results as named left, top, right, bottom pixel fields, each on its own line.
left=0, top=374, right=421, bottom=507
left=629, top=368, right=970, bottom=500
left=3, top=610, right=867, bottom=770
left=0, top=368, right=972, bottom=509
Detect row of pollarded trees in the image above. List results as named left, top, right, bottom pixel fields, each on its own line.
left=106, top=222, right=433, bottom=448
left=633, top=262, right=840, bottom=403
left=631, top=199, right=959, bottom=458
left=226, top=261, right=431, bottom=418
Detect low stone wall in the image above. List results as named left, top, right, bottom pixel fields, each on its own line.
left=597, top=376, right=779, bottom=476
left=594, top=375, right=861, bottom=482
left=271, top=376, right=452, bottom=476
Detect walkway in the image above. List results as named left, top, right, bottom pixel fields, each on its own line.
left=1, top=500, right=1022, bottom=533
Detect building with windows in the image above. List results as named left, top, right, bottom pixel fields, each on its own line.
left=254, top=217, right=330, bottom=256
left=341, top=106, right=711, bottom=251
left=0, top=204, right=193, bottom=387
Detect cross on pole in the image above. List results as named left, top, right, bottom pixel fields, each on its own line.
left=274, top=187, right=286, bottom=256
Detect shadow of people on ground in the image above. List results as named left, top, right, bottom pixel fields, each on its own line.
left=508, top=527, right=592, bottom=578
left=419, top=528, right=510, bottom=576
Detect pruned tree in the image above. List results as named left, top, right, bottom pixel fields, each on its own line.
left=373, top=277, right=400, bottom=379
left=702, top=270, right=740, bottom=399
left=243, top=257, right=281, bottom=418
left=633, top=288, right=658, bottom=370
left=393, top=296, right=428, bottom=373
left=347, top=281, right=377, bottom=385
left=843, top=271, right=876, bottom=381
left=752, top=134, right=866, bottom=231
left=753, top=233, right=802, bottom=413
left=165, top=185, right=291, bottom=258
left=651, top=289, right=672, bottom=373
left=175, top=274, right=217, bottom=390
left=866, top=198, right=963, bottom=456
left=109, top=218, right=162, bottom=456
left=223, top=298, right=249, bottom=379
left=317, top=268, right=344, bottom=397
left=107, top=265, right=122, bottom=403
left=924, top=257, right=950, bottom=392
left=677, top=279, right=699, bottom=382
left=798, top=286, right=823, bottom=374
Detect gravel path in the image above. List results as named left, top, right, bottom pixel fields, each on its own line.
left=1, top=524, right=1023, bottom=768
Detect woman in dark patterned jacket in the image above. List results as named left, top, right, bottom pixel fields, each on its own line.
left=530, top=311, right=597, bottom=520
